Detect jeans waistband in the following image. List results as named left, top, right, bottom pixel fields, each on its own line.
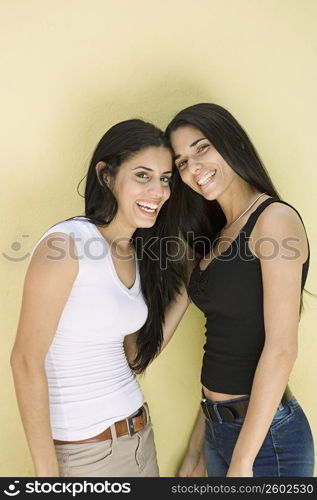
left=201, top=387, right=294, bottom=423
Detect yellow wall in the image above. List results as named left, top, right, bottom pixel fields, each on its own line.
left=1, top=0, right=316, bottom=476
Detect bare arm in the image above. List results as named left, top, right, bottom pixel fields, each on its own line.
left=124, top=251, right=203, bottom=475
left=124, top=283, right=191, bottom=364
left=124, top=252, right=196, bottom=364
left=10, top=233, right=78, bottom=476
left=161, top=283, right=191, bottom=350
left=227, top=204, right=308, bottom=477
left=177, top=407, right=206, bottom=477
left=161, top=247, right=199, bottom=350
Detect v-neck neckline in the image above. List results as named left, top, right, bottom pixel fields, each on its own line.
left=81, top=218, right=140, bottom=296
left=197, top=196, right=274, bottom=273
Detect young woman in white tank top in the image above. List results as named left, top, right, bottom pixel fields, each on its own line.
left=10, top=119, right=190, bottom=477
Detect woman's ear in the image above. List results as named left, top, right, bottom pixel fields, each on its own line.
left=95, top=161, right=110, bottom=187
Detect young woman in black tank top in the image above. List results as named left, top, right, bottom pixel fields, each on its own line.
left=165, top=103, right=314, bottom=477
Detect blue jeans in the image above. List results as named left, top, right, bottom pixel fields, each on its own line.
left=204, top=395, right=315, bottom=477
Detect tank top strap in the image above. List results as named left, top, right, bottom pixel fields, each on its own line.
left=242, top=197, right=278, bottom=237
left=242, top=197, right=310, bottom=256
left=242, top=196, right=309, bottom=237
left=240, top=196, right=310, bottom=277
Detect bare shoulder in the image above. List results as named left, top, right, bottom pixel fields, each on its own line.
left=254, top=202, right=306, bottom=237
left=13, top=232, right=79, bottom=359
left=251, top=202, right=308, bottom=263
left=28, top=231, right=79, bottom=276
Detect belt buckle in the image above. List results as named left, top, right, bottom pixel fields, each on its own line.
left=126, top=405, right=147, bottom=437
left=126, top=415, right=136, bottom=437
left=218, top=406, right=236, bottom=423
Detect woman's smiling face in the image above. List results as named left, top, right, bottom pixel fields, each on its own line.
left=104, top=146, right=173, bottom=229
left=170, top=125, right=238, bottom=201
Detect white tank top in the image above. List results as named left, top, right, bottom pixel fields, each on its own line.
left=30, top=217, right=148, bottom=440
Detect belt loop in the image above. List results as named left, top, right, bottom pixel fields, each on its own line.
left=143, top=402, right=150, bottom=425
left=110, top=423, right=118, bottom=445
left=213, top=403, right=223, bottom=423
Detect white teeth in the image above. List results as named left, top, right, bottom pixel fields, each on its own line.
left=197, top=171, right=216, bottom=186
left=139, top=206, right=155, bottom=213
left=136, top=201, right=159, bottom=210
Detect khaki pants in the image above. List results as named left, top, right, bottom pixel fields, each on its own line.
left=54, top=421, right=159, bottom=477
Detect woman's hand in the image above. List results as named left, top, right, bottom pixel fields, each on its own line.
left=177, top=407, right=206, bottom=477
left=178, top=451, right=206, bottom=477
left=36, top=463, right=60, bottom=477
left=226, top=461, right=253, bottom=477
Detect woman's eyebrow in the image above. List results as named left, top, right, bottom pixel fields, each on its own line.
left=132, top=166, right=172, bottom=174
left=132, top=166, right=153, bottom=171
left=174, top=137, right=206, bottom=160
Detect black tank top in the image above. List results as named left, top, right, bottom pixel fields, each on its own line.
left=188, top=197, right=310, bottom=394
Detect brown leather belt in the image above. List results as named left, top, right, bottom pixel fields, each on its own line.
left=201, top=385, right=294, bottom=424
left=53, top=404, right=149, bottom=445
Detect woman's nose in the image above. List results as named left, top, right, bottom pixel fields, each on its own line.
left=188, top=158, right=202, bottom=174
left=147, top=180, right=164, bottom=199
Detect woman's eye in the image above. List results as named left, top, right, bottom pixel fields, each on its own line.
left=176, top=160, right=187, bottom=170
left=197, top=144, right=209, bottom=153
left=136, top=173, right=149, bottom=180
left=161, top=176, right=172, bottom=184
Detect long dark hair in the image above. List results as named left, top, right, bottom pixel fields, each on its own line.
left=70, top=119, right=185, bottom=372
left=166, top=103, right=312, bottom=314
left=166, top=103, right=280, bottom=256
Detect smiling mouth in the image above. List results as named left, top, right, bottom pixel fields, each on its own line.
left=135, top=201, right=159, bottom=216
left=197, top=170, right=216, bottom=187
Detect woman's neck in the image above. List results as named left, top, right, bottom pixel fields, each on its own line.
left=97, top=216, right=135, bottom=253
left=217, top=179, right=261, bottom=227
